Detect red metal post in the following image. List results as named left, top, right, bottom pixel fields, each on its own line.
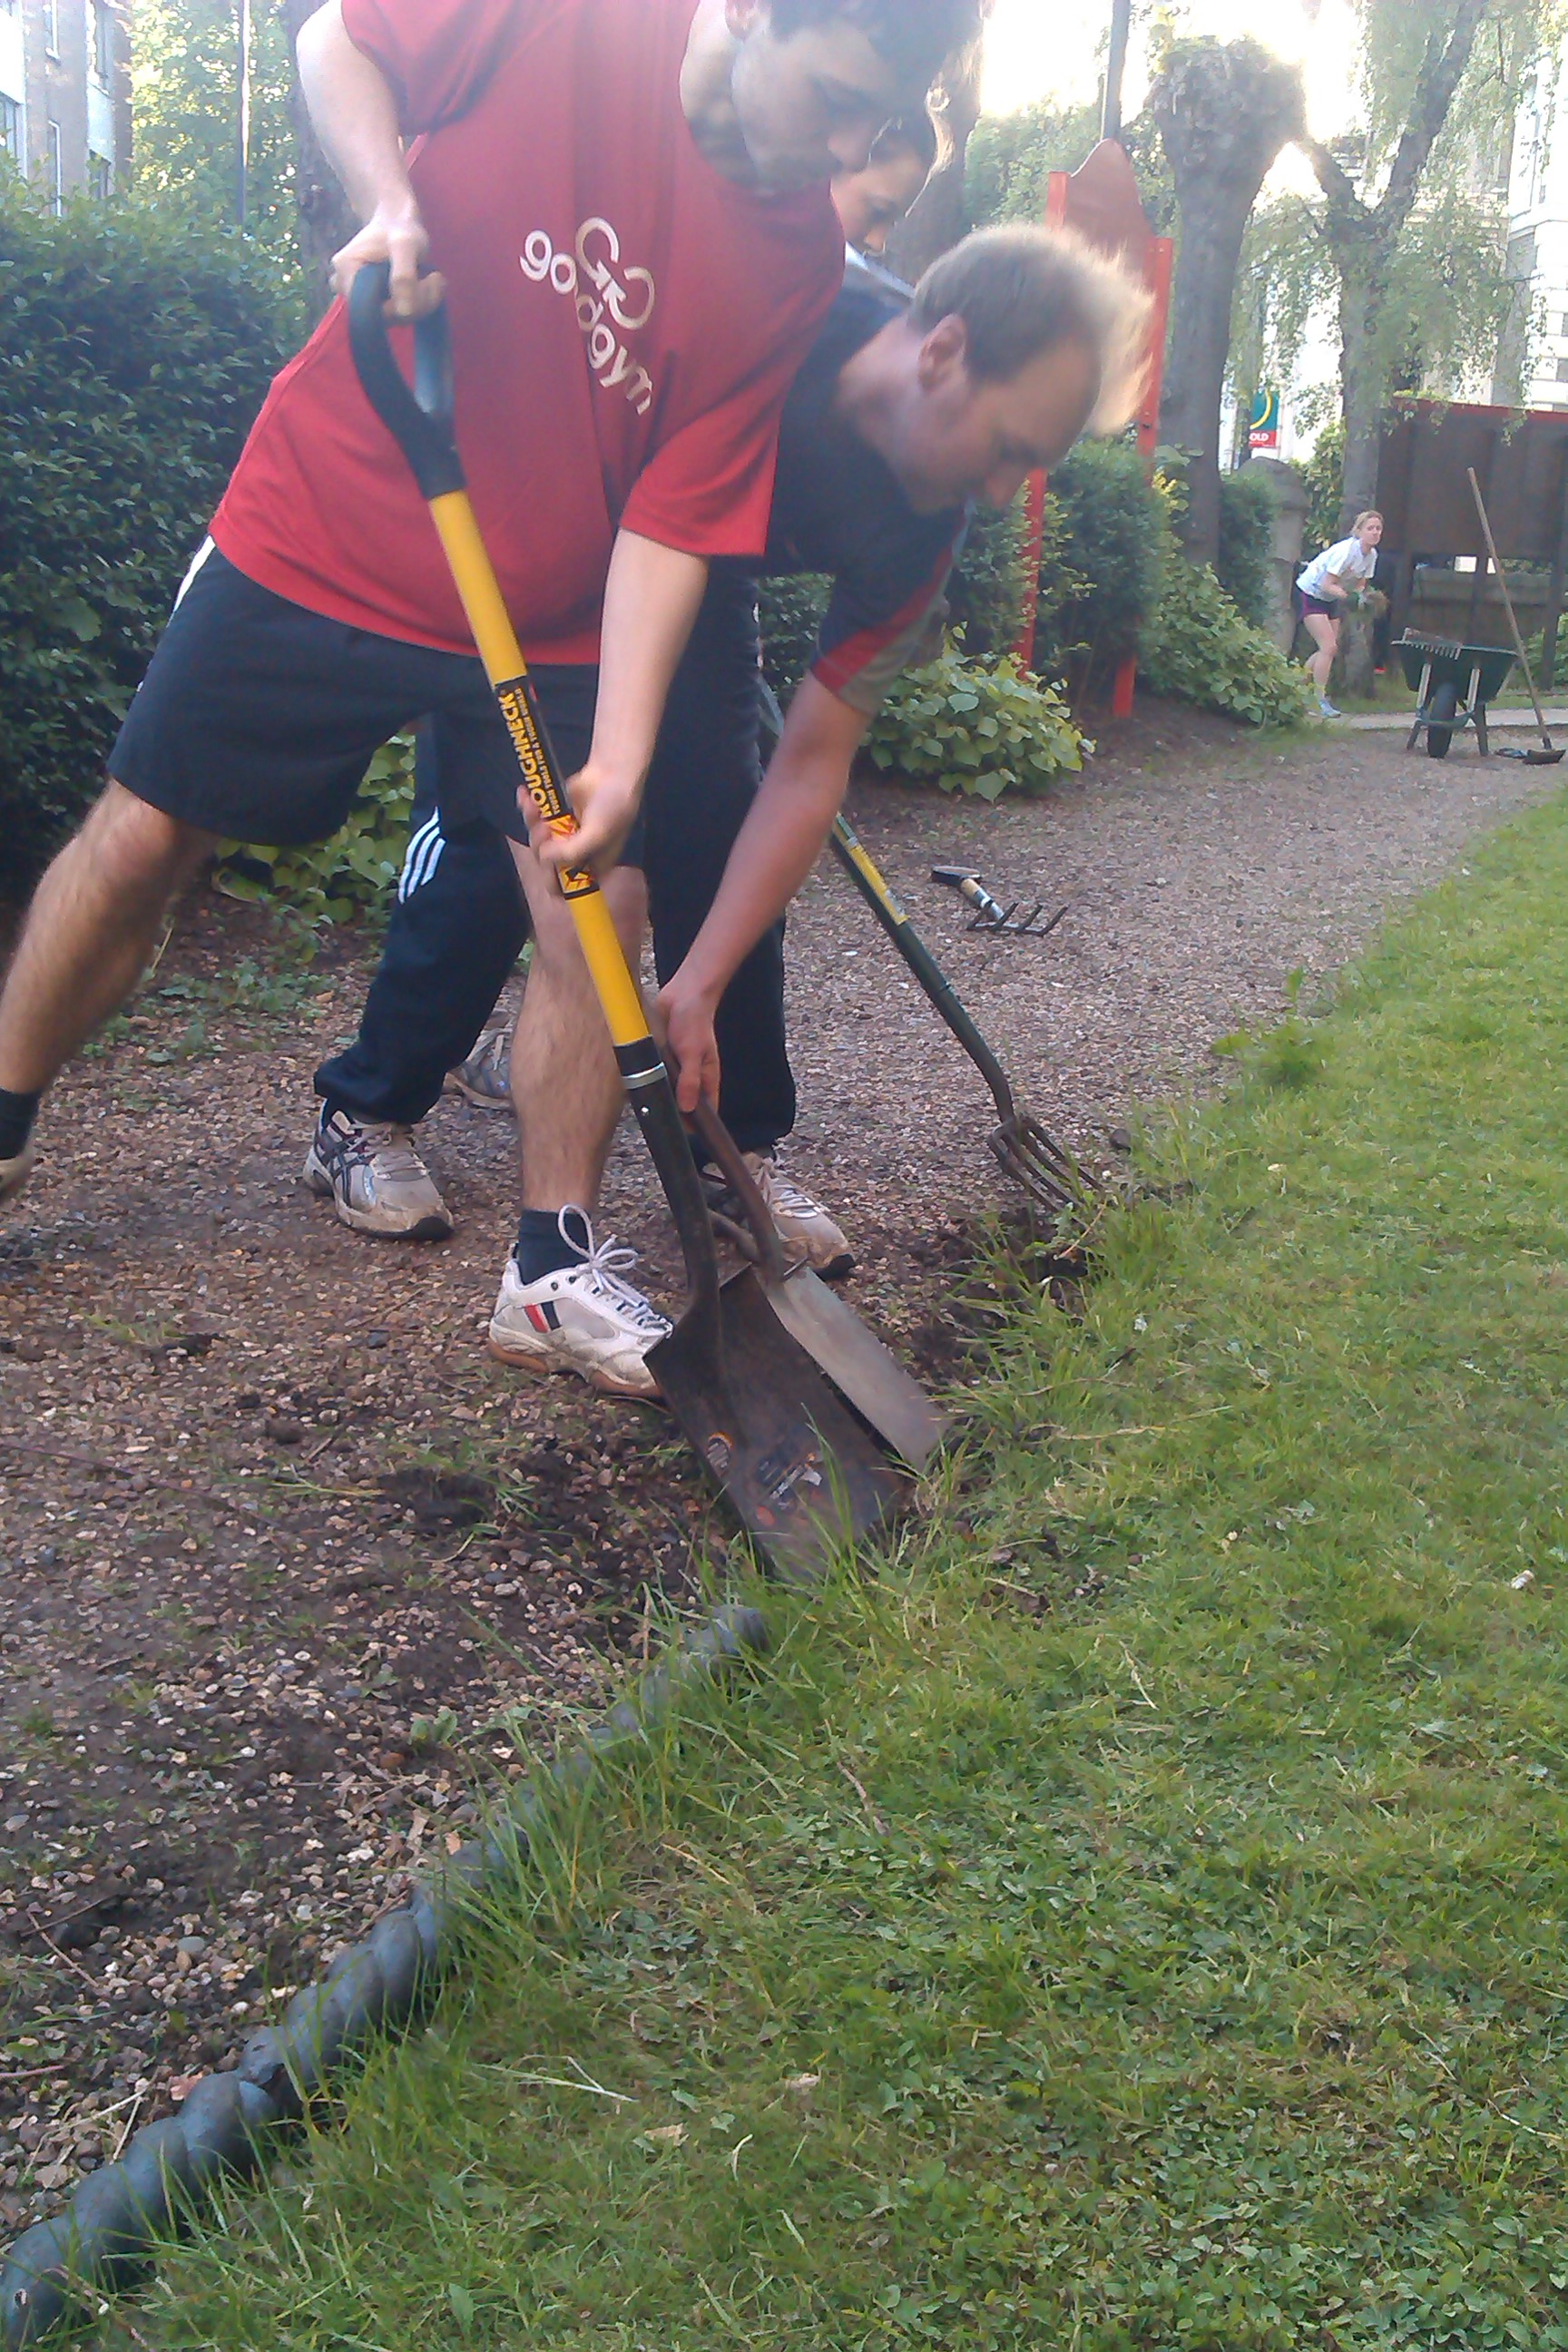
left=1010, top=172, right=1070, bottom=675
left=1111, top=231, right=1173, bottom=717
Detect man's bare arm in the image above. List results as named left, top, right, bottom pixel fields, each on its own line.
left=657, top=672, right=867, bottom=1111
left=531, top=531, right=710, bottom=873
left=296, top=0, right=439, bottom=316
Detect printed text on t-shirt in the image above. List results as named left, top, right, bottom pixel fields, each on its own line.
left=521, top=220, right=655, bottom=415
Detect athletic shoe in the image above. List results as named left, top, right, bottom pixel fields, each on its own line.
left=0, top=1141, right=34, bottom=1209
left=487, top=1210, right=671, bottom=1398
left=1318, top=697, right=1343, bottom=719
left=302, top=1109, right=453, bottom=1240
left=702, top=1151, right=854, bottom=1280
left=446, top=1024, right=514, bottom=1112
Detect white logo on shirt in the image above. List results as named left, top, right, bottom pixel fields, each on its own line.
left=521, top=219, right=655, bottom=415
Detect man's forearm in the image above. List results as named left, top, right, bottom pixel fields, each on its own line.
left=588, top=533, right=710, bottom=789
left=535, top=534, right=710, bottom=868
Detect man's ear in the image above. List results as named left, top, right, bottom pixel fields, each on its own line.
left=916, top=311, right=969, bottom=389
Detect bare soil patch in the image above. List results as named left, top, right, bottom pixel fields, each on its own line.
left=0, top=704, right=1553, bottom=2230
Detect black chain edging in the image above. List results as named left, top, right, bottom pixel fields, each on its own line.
left=0, top=1602, right=771, bottom=2347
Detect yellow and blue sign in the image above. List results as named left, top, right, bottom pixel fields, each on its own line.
left=1249, top=386, right=1280, bottom=448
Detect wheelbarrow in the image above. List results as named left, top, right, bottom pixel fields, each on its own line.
left=1397, top=632, right=1516, bottom=760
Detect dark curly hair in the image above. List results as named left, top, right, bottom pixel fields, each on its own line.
left=767, top=0, right=980, bottom=80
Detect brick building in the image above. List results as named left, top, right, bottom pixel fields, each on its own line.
left=0, top=0, right=132, bottom=205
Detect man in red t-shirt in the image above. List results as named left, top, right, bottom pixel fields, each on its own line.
left=0, top=0, right=975, bottom=1210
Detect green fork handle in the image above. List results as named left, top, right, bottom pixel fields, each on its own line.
left=828, top=814, right=1019, bottom=1127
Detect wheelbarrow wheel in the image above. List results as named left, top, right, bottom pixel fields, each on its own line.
left=1426, top=680, right=1458, bottom=759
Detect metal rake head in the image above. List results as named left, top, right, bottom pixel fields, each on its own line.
left=932, top=866, right=1068, bottom=939
left=988, top=1111, right=1096, bottom=1229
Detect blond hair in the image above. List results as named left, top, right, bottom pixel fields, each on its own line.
left=908, top=224, right=1152, bottom=435
left=1352, top=510, right=1383, bottom=532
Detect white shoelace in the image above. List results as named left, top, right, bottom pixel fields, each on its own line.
left=561, top=1210, right=670, bottom=1332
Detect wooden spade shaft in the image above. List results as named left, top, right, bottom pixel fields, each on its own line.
left=1466, top=465, right=1554, bottom=748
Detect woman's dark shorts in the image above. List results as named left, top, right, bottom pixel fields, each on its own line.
left=1298, top=590, right=1343, bottom=622
left=109, top=545, right=609, bottom=853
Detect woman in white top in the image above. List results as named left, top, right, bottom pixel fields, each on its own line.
left=1296, top=509, right=1383, bottom=718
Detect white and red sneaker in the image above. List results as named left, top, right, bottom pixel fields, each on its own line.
left=487, top=1210, right=671, bottom=1399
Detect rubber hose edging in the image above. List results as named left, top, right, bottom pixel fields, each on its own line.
left=0, top=1602, right=771, bottom=2347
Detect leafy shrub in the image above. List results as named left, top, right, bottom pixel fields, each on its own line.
left=1033, top=439, right=1170, bottom=699
left=946, top=495, right=1029, bottom=660
left=756, top=573, right=831, bottom=698
left=1141, top=560, right=1314, bottom=727
left=1301, top=418, right=1345, bottom=553
left=0, top=186, right=295, bottom=874
left=1216, top=466, right=1276, bottom=632
left=215, top=738, right=416, bottom=925
left=865, top=650, right=1086, bottom=799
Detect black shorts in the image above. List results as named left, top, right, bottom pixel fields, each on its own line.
left=110, top=546, right=605, bottom=853
left=1298, top=590, right=1342, bottom=622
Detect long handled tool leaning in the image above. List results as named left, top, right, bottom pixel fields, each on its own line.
left=1466, top=466, right=1565, bottom=767
left=830, top=816, right=1093, bottom=1230
left=754, top=679, right=1091, bottom=1231
left=348, top=266, right=906, bottom=1577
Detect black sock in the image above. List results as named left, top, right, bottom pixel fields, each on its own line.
left=512, top=1205, right=590, bottom=1282
left=0, top=1087, right=41, bottom=1161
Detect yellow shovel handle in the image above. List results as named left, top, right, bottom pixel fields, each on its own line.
left=426, top=491, right=650, bottom=1057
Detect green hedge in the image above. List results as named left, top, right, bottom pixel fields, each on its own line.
left=1141, top=557, right=1314, bottom=727
left=0, top=188, right=294, bottom=874
left=1033, top=439, right=1170, bottom=700
left=1216, top=466, right=1276, bottom=632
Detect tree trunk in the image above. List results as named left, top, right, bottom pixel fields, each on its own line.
left=883, top=32, right=984, bottom=283
left=280, top=0, right=357, bottom=320
left=1334, top=236, right=1389, bottom=526
left=1152, top=39, right=1302, bottom=569
left=1307, top=0, right=1490, bottom=532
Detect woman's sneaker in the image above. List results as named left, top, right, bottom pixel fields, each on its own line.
left=488, top=1210, right=671, bottom=1397
left=1318, top=696, right=1343, bottom=719
left=303, top=1109, right=453, bottom=1240
left=701, top=1151, right=854, bottom=1279
left=446, top=1023, right=514, bottom=1112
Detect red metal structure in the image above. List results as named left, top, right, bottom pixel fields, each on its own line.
left=1012, top=140, right=1172, bottom=717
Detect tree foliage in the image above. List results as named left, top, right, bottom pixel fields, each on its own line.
left=132, top=0, right=303, bottom=272
left=1299, top=0, right=1563, bottom=522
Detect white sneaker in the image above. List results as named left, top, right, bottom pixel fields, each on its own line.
left=487, top=1210, right=671, bottom=1398
left=702, top=1152, right=854, bottom=1279
left=303, top=1109, right=453, bottom=1240
left=0, top=1140, right=34, bottom=1208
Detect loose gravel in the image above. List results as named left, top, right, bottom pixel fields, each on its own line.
left=0, top=704, right=1555, bottom=2233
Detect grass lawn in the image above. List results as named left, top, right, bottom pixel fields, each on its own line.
left=124, top=794, right=1568, bottom=2350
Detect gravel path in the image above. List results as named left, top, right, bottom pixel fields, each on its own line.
left=0, top=705, right=1555, bottom=2232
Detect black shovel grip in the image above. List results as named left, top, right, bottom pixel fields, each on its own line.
left=347, top=261, right=465, bottom=501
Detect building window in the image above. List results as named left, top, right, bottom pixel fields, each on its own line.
left=44, top=118, right=61, bottom=212
left=91, top=0, right=111, bottom=85
left=44, top=0, right=58, bottom=56
left=89, top=152, right=110, bottom=199
left=0, top=94, right=20, bottom=165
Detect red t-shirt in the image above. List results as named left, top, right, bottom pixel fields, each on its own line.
left=211, top=0, right=841, bottom=661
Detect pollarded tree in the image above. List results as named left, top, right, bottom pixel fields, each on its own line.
left=1151, top=35, right=1304, bottom=567
left=1303, top=0, right=1563, bottom=526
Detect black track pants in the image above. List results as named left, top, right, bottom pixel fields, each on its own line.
left=313, top=574, right=796, bottom=1153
